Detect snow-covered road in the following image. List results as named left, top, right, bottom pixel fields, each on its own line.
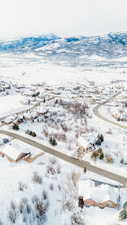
left=0, top=129, right=126, bottom=186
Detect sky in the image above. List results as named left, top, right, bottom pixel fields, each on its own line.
left=0, top=0, right=127, bottom=39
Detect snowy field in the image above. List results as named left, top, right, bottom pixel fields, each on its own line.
left=0, top=94, right=28, bottom=119
left=1, top=54, right=127, bottom=86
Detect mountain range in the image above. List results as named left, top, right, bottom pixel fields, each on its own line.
left=1, top=32, right=127, bottom=67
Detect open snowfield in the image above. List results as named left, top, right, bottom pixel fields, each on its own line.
left=0, top=94, right=28, bottom=119
left=1, top=53, right=127, bottom=86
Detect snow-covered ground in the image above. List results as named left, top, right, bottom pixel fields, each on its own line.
left=0, top=56, right=127, bottom=225
left=0, top=94, right=28, bottom=119
left=1, top=53, right=127, bottom=86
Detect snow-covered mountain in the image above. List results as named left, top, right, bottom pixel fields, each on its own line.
left=1, top=32, right=127, bottom=68
left=1, top=32, right=127, bottom=58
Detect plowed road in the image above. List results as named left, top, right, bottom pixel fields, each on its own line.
left=93, top=92, right=127, bottom=129
left=0, top=129, right=127, bottom=187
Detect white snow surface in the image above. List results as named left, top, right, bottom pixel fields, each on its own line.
left=0, top=94, right=28, bottom=119
left=0, top=56, right=126, bottom=224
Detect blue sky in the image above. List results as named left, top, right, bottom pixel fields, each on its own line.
left=0, top=0, right=127, bottom=39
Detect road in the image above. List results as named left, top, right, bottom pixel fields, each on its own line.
left=0, top=92, right=126, bottom=186
left=0, top=129, right=127, bottom=187
left=93, top=92, right=127, bottom=129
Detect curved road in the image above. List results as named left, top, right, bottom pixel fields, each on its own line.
left=93, top=92, right=127, bottom=129
left=0, top=129, right=127, bottom=187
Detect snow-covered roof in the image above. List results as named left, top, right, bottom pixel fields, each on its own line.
left=78, top=131, right=100, bottom=148
left=23, top=112, right=32, bottom=118
left=78, top=136, right=89, bottom=148
left=37, top=106, right=47, bottom=114
left=4, top=116, right=17, bottom=124
left=79, top=180, right=118, bottom=202
left=1, top=146, right=22, bottom=161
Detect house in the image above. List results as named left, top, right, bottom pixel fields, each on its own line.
left=78, top=180, right=118, bottom=209
left=77, top=132, right=104, bottom=158
left=3, top=115, right=17, bottom=124
left=78, top=197, right=118, bottom=209
left=0, top=145, right=31, bottom=162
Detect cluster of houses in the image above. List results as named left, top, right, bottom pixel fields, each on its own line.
left=110, top=98, right=127, bottom=122
left=0, top=81, right=11, bottom=96
left=83, top=83, right=122, bottom=105
left=112, top=108, right=127, bottom=121
left=1, top=81, right=125, bottom=164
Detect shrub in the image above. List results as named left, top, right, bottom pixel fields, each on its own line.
left=32, top=172, right=43, bottom=184
left=31, top=131, right=36, bottom=137
left=47, top=165, right=56, bottom=175
left=119, top=208, right=127, bottom=220
left=49, top=183, right=54, bottom=191
left=12, top=123, right=19, bottom=130
left=25, top=130, right=36, bottom=137
left=26, top=203, right=32, bottom=215
left=49, top=136, right=57, bottom=146
left=105, top=155, right=114, bottom=163
left=95, top=134, right=104, bottom=146
left=18, top=182, right=27, bottom=191
left=99, top=152, right=104, bottom=160
left=42, top=190, right=48, bottom=200
left=61, top=123, right=68, bottom=132
left=68, top=102, right=88, bottom=117
left=8, top=195, right=49, bottom=225
left=91, top=148, right=104, bottom=161
left=35, top=200, right=46, bottom=216
left=71, top=171, right=81, bottom=187
left=57, top=133, right=67, bottom=142
left=118, top=201, right=127, bottom=221
left=34, top=198, right=49, bottom=224
left=97, top=148, right=103, bottom=154
left=10, top=201, right=17, bottom=211
left=123, top=201, right=127, bottom=209
left=43, top=129, right=49, bottom=137
left=56, top=164, right=61, bottom=174
left=91, top=150, right=99, bottom=160
left=19, top=198, right=28, bottom=214
left=22, top=213, right=27, bottom=223
left=58, top=184, right=61, bottom=191
left=8, top=201, right=18, bottom=224
left=32, top=195, right=40, bottom=205
left=32, top=194, right=49, bottom=219
left=8, top=209, right=17, bottom=224
left=71, top=211, right=85, bottom=225
left=19, top=198, right=32, bottom=224
left=63, top=200, right=74, bottom=211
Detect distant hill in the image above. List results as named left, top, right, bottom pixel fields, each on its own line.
left=1, top=32, right=127, bottom=67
